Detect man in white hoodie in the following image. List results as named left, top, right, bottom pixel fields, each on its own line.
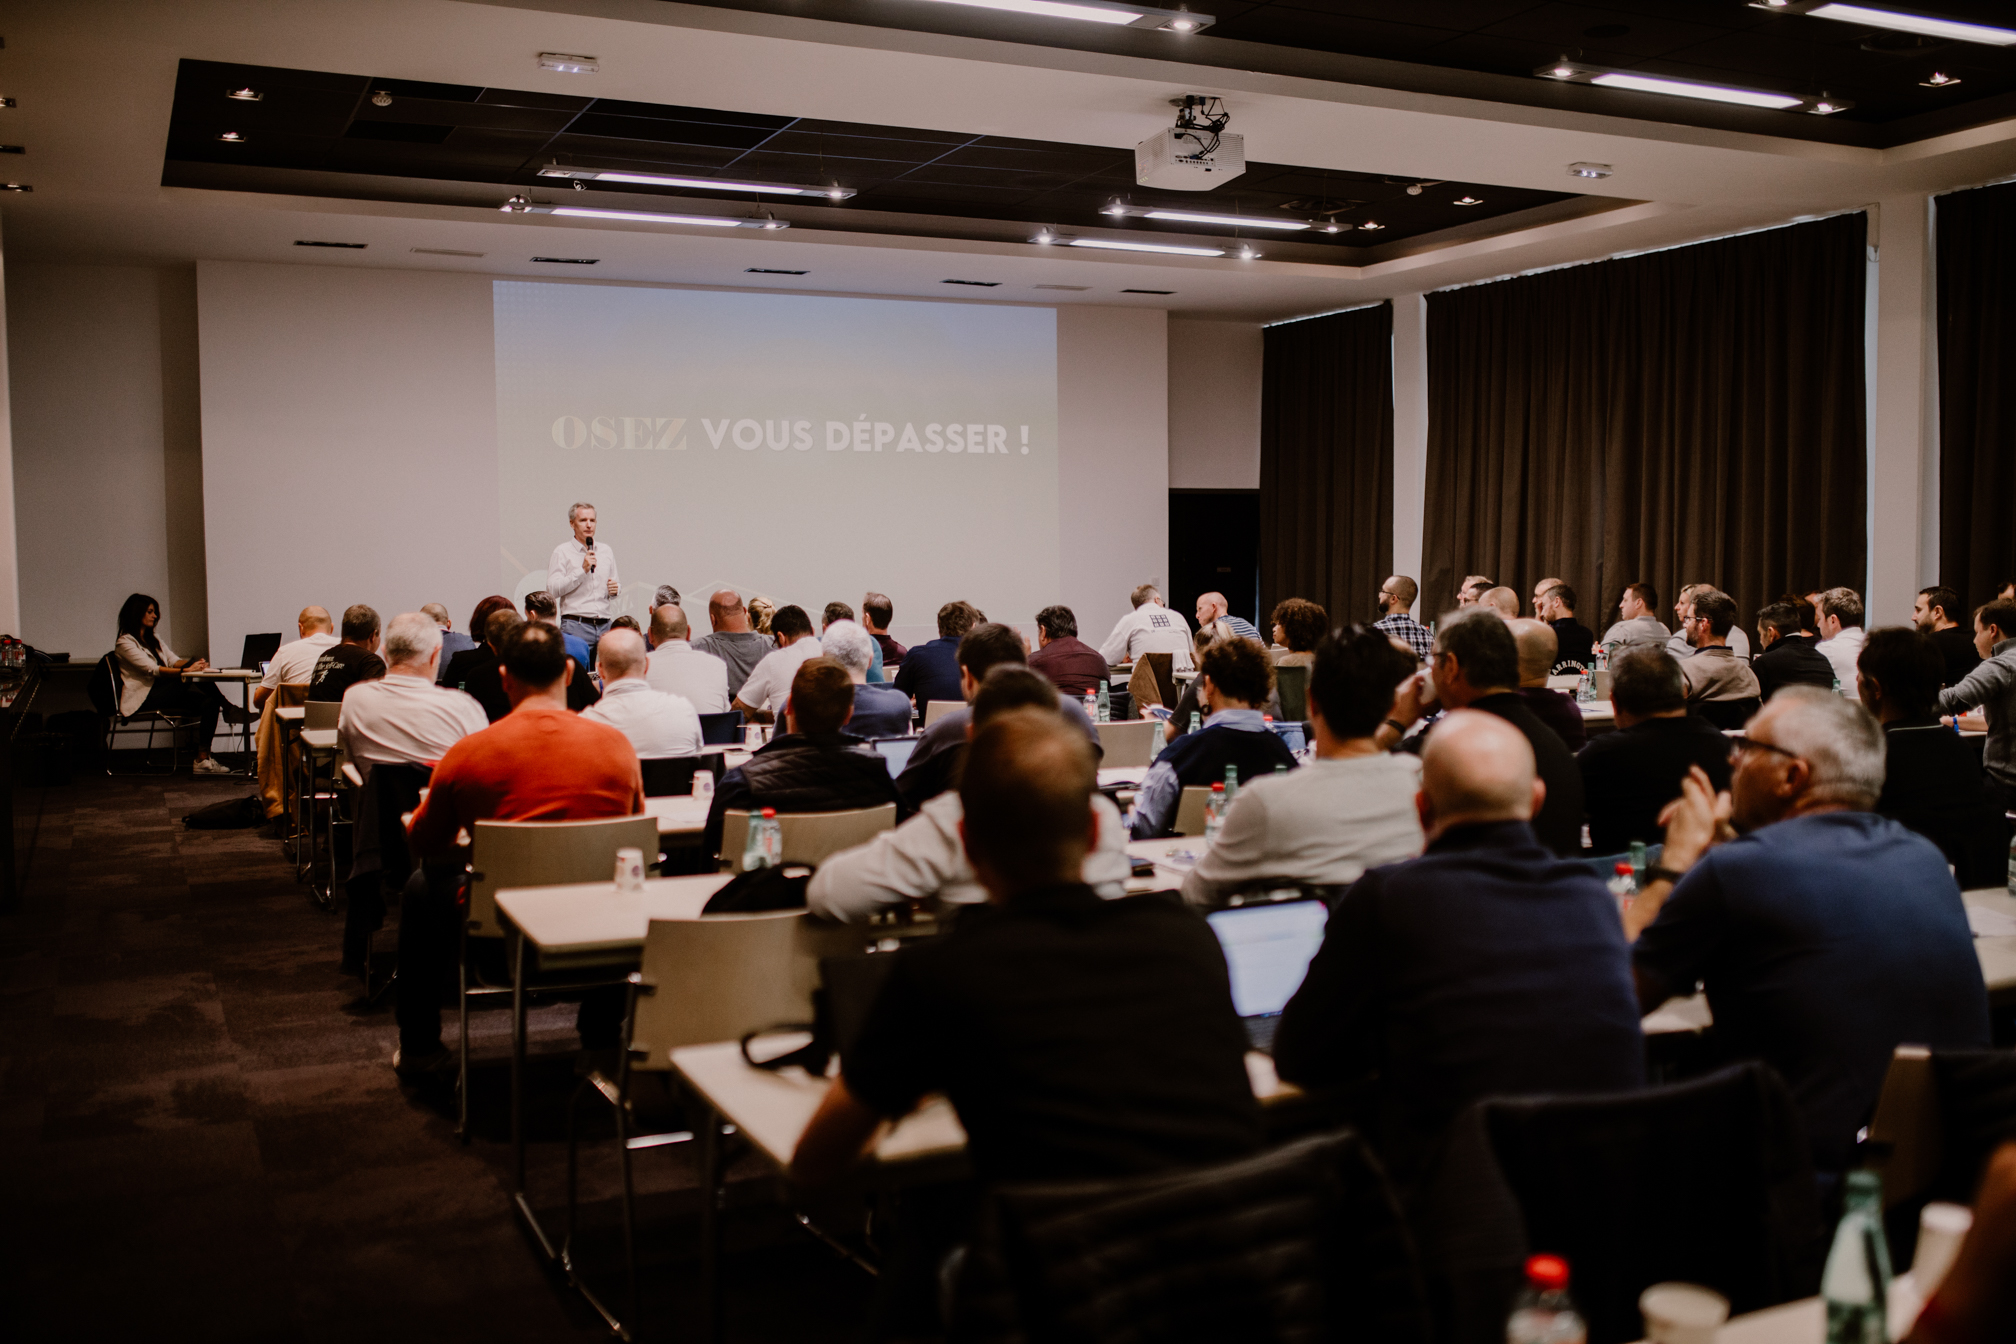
left=1098, top=583, right=1196, bottom=673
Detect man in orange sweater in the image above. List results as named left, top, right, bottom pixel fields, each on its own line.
left=395, top=622, right=644, bottom=1077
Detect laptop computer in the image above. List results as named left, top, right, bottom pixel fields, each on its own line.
left=871, top=735, right=918, bottom=778
left=1207, top=898, right=1329, bottom=1053
left=1268, top=720, right=1307, bottom=754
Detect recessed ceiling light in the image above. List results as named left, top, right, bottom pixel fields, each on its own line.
left=1454, top=196, right=1483, bottom=206
left=371, top=90, right=393, bottom=107
left=1101, top=198, right=1129, bottom=216
left=1809, top=93, right=1847, bottom=114
left=1323, top=222, right=1345, bottom=233
left=1920, top=71, right=1962, bottom=86
left=1, top=183, right=32, bottom=193
left=1066, top=238, right=1226, bottom=256
left=1540, top=61, right=1821, bottom=109
left=0, top=146, right=22, bottom=155
left=903, top=0, right=1215, bottom=30
left=1357, top=221, right=1384, bottom=231
left=1140, top=208, right=1310, bottom=231
left=226, top=87, right=262, bottom=101
left=1032, top=229, right=1059, bottom=244
left=413, top=247, right=486, bottom=257
left=538, top=165, right=856, bottom=199
left=1234, top=245, right=1260, bottom=260
left=503, top=199, right=790, bottom=230
left=1785, top=3, right=2016, bottom=45
left=217, top=131, right=246, bottom=143
left=1567, top=162, right=1614, bottom=178
left=501, top=194, right=533, bottom=213
left=537, top=52, right=601, bottom=73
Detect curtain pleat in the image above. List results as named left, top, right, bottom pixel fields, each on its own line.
left=1257, top=303, right=1394, bottom=628
left=1936, top=180, right=2016, bottom=608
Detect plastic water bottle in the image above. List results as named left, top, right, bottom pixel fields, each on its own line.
left=1575, top=671, right=1594, bottom=703
left=1096, top=680, right=1111, bottom=723
left=1202, top=782, right=1226, bottom=846
left=743, top=807, right=782, bottom=871
left=1187, top=711, right=1201, bottom=735
left=1607, top=862, right=1637, bottom=918
left=1083, top=690, right=1098, bottom=721
left=1823, top=1170, right=1892, bottom=1344
left=1595, top=642, right=1609, bottom=672
left=1628, top=840, right=1648, bottom=884
left=1507, top=1255, right=1585, bottom=1344
left=2007, top=832, right=2016, bottom=896
left=691, top=770, right=714, bottom=802
left=1223, top=764, right=1239, bottom=805
left=1274, top=763, right=1288, bottom=776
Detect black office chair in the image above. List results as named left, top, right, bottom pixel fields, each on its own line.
left=1695, top=697, right=1762, bottom=732
left=639, top=755, right=704, bottom=797
left=697, top=710, right=743, bottom=745
left=89, top=652, right=198, bottom=775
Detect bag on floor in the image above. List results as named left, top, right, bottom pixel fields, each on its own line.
left=182, top=795, right=267, bottom=830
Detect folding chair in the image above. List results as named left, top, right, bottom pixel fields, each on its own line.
left=1093, top=718, right=1159, bottom=770
left=89, top=652, right=198, bottom=776
left=716, top=804, right=898, bottom=871
left=923, top=700, right=965, bottom=728
left=297, top=699, right=344, bottom=905
left=1171, top=785, right=1213, bottom=837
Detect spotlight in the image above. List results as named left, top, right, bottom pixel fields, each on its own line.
left=226, top=87, right=262, bottom=101
left=1567, top=162, right=1614, bottom=178
left=500, top=194, right=533, bottom=213
left=371, top=90, right=393, bottom=107
left=1921, top=71, right=1961, bottom=87
left=1405, top=183, right=1423, bottom=196
left=217, top=131, right=246, bottom=143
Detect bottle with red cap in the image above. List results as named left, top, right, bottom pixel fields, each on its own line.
left=1507, top=1253, right=1586, bottom=1344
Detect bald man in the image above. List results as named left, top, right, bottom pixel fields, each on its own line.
left=1195, top=592, right=1260, bottom=643
left=256, top=605, right=338, bottom=710
left=1273, top=709, right=1644, bottom=1179
left=1478, top=586, right=1521, bottom=621
left=690, top=587, right=775, bottom=703
left=581, top=628, right=703, bottom=759
left=1509, top=618, right=1584, bottom=751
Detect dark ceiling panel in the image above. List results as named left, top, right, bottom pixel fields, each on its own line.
left=540, top=136, right=748, bottom=169
left=475, top=88, right=595, bottom=113
left=368, top=77, right=485, bottom=102
left=752, top=130, right=966, bottom=162
left=586, top=99, right=794, bottom=129
left=566, top=113, right=777, bottom=148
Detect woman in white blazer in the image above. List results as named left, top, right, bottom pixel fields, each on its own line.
left=113, top=592, right=231, bottom=774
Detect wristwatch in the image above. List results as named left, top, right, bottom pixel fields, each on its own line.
left=1383, top=718, right=1407, bottom=736
left=1642, top=865, right=1689, bottom=886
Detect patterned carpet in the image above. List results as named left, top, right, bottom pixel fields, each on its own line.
left=0, top=773, right=873, bottom=1342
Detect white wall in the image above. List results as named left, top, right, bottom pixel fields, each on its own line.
left=1057, top=307, right=1168, bottom=644
left=196, top=261, right=498, bottom=660
left=6, top=262, right=201, bottom=658
left=1167, top=318, right=1261, bottom=491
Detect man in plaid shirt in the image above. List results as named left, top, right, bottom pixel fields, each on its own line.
left=1373, top=575, right=1434, bottom=660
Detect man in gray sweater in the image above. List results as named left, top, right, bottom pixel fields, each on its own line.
left=1937, top=601, right=2016, bottom=809
left=1601, top=582, right=1671, bottom=657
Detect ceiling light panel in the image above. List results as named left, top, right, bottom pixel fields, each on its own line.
left=1538, top=61, right=1837, bottom=112
left=515, top=202, right=790, bottom=229
left=904, top=0, right=1214, bottom=30
left=538, top=165, right=854, bottom=199
left=1140, top=209, right=1309, bottom=230
left=1066, top=238, right=1225, bottom=256
left=1766, top=2, right=2016, bottom=45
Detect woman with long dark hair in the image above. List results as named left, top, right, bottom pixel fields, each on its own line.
left=113, top=593, right=231, bottom=773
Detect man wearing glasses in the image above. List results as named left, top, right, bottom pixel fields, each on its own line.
left=1624, top=687, right=1988, bottom=1179
left=1372, top=575, right=1433, bottom=659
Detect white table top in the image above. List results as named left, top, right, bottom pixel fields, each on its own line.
left=1963, top=887, right=2016, bottom=993
left=646, top=794, right=710, bottom=837
left=1578, top=699, right=1615, bottom=720
left=186, top=667, right=258, bottom=681
left=496, top=873, right=734, bottom=957
left=275, top=706, right=304, bottom=723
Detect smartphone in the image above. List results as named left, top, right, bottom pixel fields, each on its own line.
left=1143, top=704, right=1174, bottom=722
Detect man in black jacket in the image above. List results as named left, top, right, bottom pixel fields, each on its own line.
left=703, top=656, right=904, bottom=858
left=1576, top=647, right=1732, bottom=854
left=1753, top=600, right=1836, bottom=703
left=1540, top=582, right=1596, bottom=670
left=439, top=608, right=520, bottom=723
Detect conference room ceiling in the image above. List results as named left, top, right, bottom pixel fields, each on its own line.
left=161, top=61, right=1585, bottom=261
left=664, top=0, right=2016, bottom=146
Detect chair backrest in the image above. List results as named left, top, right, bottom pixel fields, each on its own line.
left=304, top=699, right=342, bottom=730
left=1094, top=718, right=1159, bottom=770
left=1695, top=697, right=1761, bottom=732
left=467, top=813, right=663, bottom=939
left=716, top=804, right=899, bottom=869
left=356, top=762, right=431, bottom=886
left=639, top=755, right=703, bottom=797
left=1171, top=785, right=1212, bottom=837
left=1140, top=652, right=1178, bottom=707
left=1869, top=1047, right=2016, bottom=1213
left=1273, top=663, right=1310, bottom=723
left=697, top=710, right=743, bottom=745
left=1868, top=1045, right=1941, bottom=1209
left=923, top=699, right=965, bottom=727
left=89, top=652, right=120, bottom=718
left=239, top=632, right=283, bottom=670
left=627, top=912, right=858, bottom=1071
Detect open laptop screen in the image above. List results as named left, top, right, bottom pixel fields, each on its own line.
left=872, top=736, right=917, bottom=778
left=1207, top=899, right=1328, bottom=1019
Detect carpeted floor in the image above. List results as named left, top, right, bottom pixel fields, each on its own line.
left=0, top=772, right=875, bottom=1342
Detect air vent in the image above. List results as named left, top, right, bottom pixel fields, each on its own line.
left=746, top=267, right=808, bottom=275
left=942, top=279, right=1000, bottom=287
left=1121, top=288, right=1175, bottom=295
left=295, top=239, right=366, bottom=249
left=413, top=247, right=486, bottom=257
left=1033, top=284, right=1090, bottom=291
left=532, top=256, right=599, bottom=264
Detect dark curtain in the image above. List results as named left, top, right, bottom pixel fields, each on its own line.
left=1937, top=180, right=2016, bottom=609
left=1421, top=213, right=1867, bottom=630
left=1258, top=303, right=1394, bottom=631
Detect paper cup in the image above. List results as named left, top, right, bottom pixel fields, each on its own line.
left=613, top=847, right=645, bottom=893
left=1639, top=1283, right=1728, bottom=1344
left=1911, top=1202, right=1974, bottom=1300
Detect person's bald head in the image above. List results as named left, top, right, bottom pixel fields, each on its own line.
left=707, top=588, right=751, bottom=633
left=1418, top=709, right=1545, bottom=842
left=959, top=707, right=1098, bottom=899
left=299, top=606, right=333, bottom=635
left=1509, top=618, right=1559, bottom=686
left=596, top=628, right=648, bottom=682
left=651, top=603, right=690, bottom=643
left=1479, top=588, right=1520, bottom=620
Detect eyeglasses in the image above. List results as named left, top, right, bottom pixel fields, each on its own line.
left=1728, top=735, right=1800, bottom=764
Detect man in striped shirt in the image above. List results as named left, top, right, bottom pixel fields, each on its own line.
left=1194, top=591, right=1261, bottom=643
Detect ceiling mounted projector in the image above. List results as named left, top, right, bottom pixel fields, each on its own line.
left=1135, top=95, right=1244, bottom=191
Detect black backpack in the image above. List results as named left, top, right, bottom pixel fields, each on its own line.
left=182, top=796, right=267, bottom=830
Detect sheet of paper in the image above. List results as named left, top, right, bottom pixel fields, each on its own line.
left=1966, top=904, right=2016, bottom=938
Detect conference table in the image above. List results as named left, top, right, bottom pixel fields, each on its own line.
left=184, top=666, right=259, bottom=769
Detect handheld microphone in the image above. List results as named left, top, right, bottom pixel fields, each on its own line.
left=586, top=536, right=596, bottom=571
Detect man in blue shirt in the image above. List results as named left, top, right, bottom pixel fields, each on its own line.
left=819, top=619, right=913, bottom=738
left=1130, top=636, right=1296, bottom=838
left=893, top=600, right=983, bottom=719
left=1630, top=686, right=1989, bottom=1175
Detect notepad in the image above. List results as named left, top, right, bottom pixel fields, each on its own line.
left=1965, top=904, right=2016, bottom=938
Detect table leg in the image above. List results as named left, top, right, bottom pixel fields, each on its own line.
left=696, top=1098, right=724, bottom=1343
left=512, top=932, right=527, bottom=1191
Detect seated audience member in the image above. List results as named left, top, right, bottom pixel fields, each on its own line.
left=1678, top=589, right=1762, bottom=708
left=1909, top=1141, right=2016, bottom=1344
left=1378, top=607, right=1586, bottom=856
left=1628, top=688, right=1990, bottom=1174
left=1539, top=583, right=1596, bottom=668
left=443, top=608, right=521, bottom=723
left=893, top=600, right=982, bottom=713
left=441, top=595, right=514, bottom=688
left=1130, top=636, right=1297, bottom=839
left=1667, top=584, right=1754, bottom=662
left=820, top=620, right=912, bottom=737
left=1509, top=618, right=1585, bottom=751
left=1531, top=578, right=1563, bottom=620
left=1753, top=599, right=1836, bottom=702
left=524, top=590, right=600, bottom=713
left=1163, top=619, right=1238, bottom=740
left=820, top=602, right=884, bottom=683
left=1269, top=597, right=1329, bottom=665
left=652, top=583, right=681, bottom=611
left=704, top=658, right=906, bottom=858
left=1456, top=576, right=1493, bottom=607
left=861, top=592, right=906, bottom=665
left=642, top=604, right=730, bottom=716
left=334, top=612, right=488, bottom=974
left=1478, top=586, right=1521, bottom=620
left=1858, top=627, right=2006, bottom=886
left=1913, top=585, right=1980, bottom=687
left=396, top=622, right=645, bottom=1075
left=733, top=604, right=823, bottom=723
left=1601, top=582, right=1670, bottom=656
left=791, top=707, right=1263, bottom=1191
left=581, top=628, right=702, bottom=759
left=607, top=614, right=642, bottom=638
left=1816, top=587, right=1867, bottom=694
left=748, top=595, right=776, bottom=635
left=1027, top=604, right=1110, bottom=697
left=308, top=604, right=386, bottom=701
left=1180, top=626, right=1424, bottom=908
left=1195, top=591, right=1261, bottom=643
left=1938, top=601, right=2016, bottom=808
left=1576, top=647, right=1732, bottom=854
left=691, top=589, right=775, bottom=703
left=1371, top=575, right=1433, bottom=659
left=810, top=667, right=1130, bottom=921
left=112, top=592, right=232, bottom=775
left=1099, top=583, right=1197, bottom=673
left=422, top=602, right=476, bottom=666
left=256, top=606, right=338, bottom=711
left=895, top=623, right=1100, bottom=809
left=1274, top=710, right=1645, bottom=1180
